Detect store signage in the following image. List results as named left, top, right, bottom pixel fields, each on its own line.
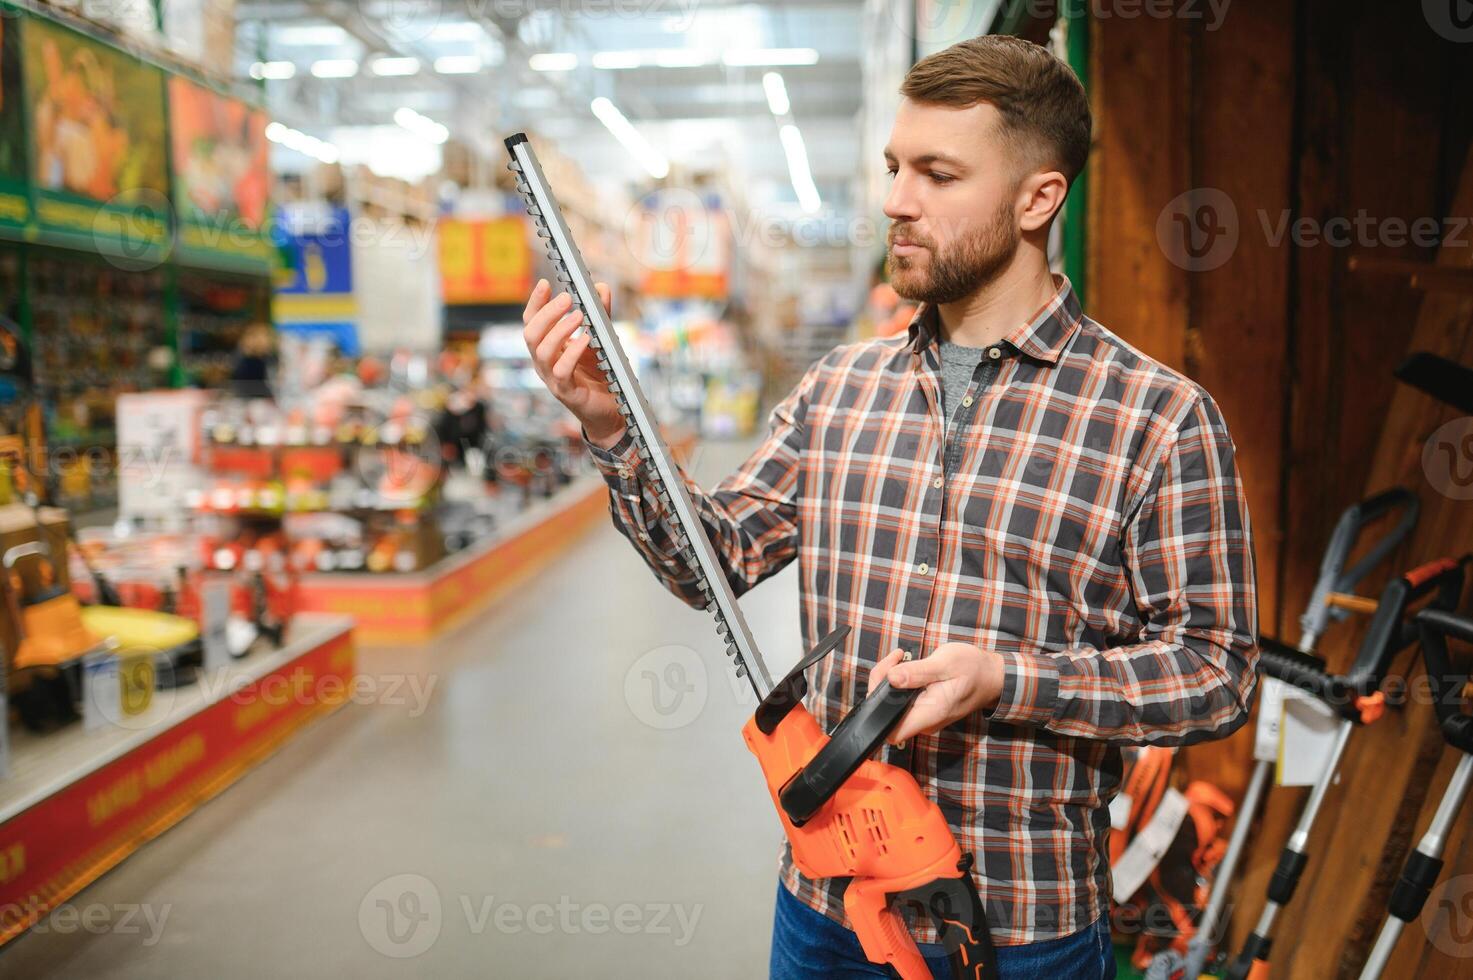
left=273, top=205, right=359, bottom=354
left=168, top=76, right=272, bottom=273
left=0, top=11, right=29, bottom=232
left=438, top=216, right=532, bottom=305
left=20, top=15, right=170, bottom=266
left=632, top=189, right=730, bottom=300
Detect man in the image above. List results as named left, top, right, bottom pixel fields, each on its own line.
left=522, top=34, right=1257, bottom=980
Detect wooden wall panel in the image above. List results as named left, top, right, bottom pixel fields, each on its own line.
left=1085, top=13, right=1189, bottom=370
left=1084, top=3, right=1473, bottom=976
left=1184, top=0, right=1296, bottom=799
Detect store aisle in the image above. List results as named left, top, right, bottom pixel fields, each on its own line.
left=2, top=437, right=807, bottom=979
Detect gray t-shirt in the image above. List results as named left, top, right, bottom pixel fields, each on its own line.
left=939, top=340, right=989, bottom=436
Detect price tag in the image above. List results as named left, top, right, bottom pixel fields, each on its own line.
left=1254, top=676, right=1288, bottom=762
left=82, top=651, right=120, bottom=731
left=83, top=651, right=154, bottom=730
left=201, top=579, right=233, bottom=673
left=1277, top=694, right=1341, bottom=787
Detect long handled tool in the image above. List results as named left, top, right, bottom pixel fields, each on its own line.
left=1224, top=556, right=1468, bottom=980
left=1147, top=488, right=1420, bottom=980
left=1356, top=607, right=1473, bottom=980
left=506, top=133, right=996, bottom=979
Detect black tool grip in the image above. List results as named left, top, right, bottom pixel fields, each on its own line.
left=1258, top=637, right=1343, bottom=703
left=1416, top=608, right=1473, bottom=753
left=896, top=862, right=999, bottom=980
left=779, top=678, right=917, bottom=826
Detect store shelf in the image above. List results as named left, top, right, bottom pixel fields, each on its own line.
left=0, top=614, right=355, bottom=946
left=293, top=471, right=609, bottom=645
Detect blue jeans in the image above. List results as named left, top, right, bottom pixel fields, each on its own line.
left=769, top=881, right=1115, bottom=980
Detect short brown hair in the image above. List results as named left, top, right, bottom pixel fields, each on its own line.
left=900, top=35, right=1091, bottom=187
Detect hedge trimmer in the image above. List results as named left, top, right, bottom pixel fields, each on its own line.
left=506, top=132, right=997, bottom=980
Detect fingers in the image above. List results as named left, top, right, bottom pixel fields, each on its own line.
left=535, top=307, right=585, bottom=366
left=551, top=332, right=591, bottom=382
left=887, top=650, right=953, bottom=689
left=868, top=648, right=907, bottom=692
left=523, top=284, right=575, bottom=353
left=522, top=278, right=551, bottom=325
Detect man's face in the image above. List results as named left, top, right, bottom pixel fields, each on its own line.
left=883, top=98, right=1024, bottom=305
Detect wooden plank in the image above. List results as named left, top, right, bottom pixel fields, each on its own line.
left=1178, top=0, right=1296, bottom=801
left=1277, top=139, right=1473, bottom=979
left=1085, top=11, right=1189, bottom=370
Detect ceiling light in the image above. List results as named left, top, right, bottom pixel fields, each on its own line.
left=250, top=61, right=297, bottom=80
left=429, top=22, right=486, bottom=42
left=370, top=57, right=421, bottom=77
left=723, top=48, right=820, bottom=67
left=779, top=123, right=821, bottom=214
left=434, top=55, right=482, bottom=75
left=394, top=107, right=450, bottom=145
left=590, top=97, right=668, bottom=180
left=310, top=59, right=359, bottom=79
left=529, top=52, right=578, bottom=71
left=592, top=51, right=643, bottom=70
left=762, top=72, right=789, bottom=116
left=275, top=25, right=348, bottom=46
left=652, top=49, right=711, bottom=68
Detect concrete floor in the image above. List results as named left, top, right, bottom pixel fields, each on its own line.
left=2, top=437, right=808, bottom=979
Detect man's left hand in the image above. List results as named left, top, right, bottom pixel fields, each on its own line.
left=869, top=643, right=1006, bottom=745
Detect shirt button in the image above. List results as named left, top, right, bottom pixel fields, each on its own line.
left=932, top=476, right=943, bottom=489
left=988, top=347, right=1002, bottom=360
left=962, top=395, right=973, bottom=407
left=618, top=467, right=633, bottom=480
left=917, top=562, right=930, bottom=575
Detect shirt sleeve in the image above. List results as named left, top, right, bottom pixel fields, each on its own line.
left=986, top=392, right=1260, bottom=745
left=583, top=362, right=819, bottom=609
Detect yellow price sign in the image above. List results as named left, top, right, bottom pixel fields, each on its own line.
left=119, top=655, right=155, bottom=718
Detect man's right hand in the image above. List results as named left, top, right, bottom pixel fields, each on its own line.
left=522, top=278, right=627, bottom=449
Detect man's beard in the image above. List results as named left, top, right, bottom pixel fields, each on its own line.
left=887, top=202, right=1020, bottom=305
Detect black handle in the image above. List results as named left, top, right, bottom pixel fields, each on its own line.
left=895, top=861, right=999, bottom=980
left=1257, top=637, right=1343, bottom=703
left=1416, top=608, right=1473, bottom=753
left=1324, top=488, right=1419, bottom=603
left=754, top=625, right=850, bottom=735
left=1344, top=557, right=1467, bottom=695
left=779, top=678, right=917, bottom=826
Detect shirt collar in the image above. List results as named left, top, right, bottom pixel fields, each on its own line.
left=905, top=274, right=1083, bottom=365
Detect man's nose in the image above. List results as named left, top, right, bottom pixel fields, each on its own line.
left=883, top=173, right=919, bottom=224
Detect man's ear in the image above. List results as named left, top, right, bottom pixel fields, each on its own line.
left=1017, top=169, right=1069, bottom=234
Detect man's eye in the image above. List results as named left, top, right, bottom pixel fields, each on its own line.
left=929, top=172, right=954, bottom=185
left=886, top=168, right=898, bottom=179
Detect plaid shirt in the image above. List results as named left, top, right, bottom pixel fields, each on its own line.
left=586, top=275, right=1259, bottom=945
